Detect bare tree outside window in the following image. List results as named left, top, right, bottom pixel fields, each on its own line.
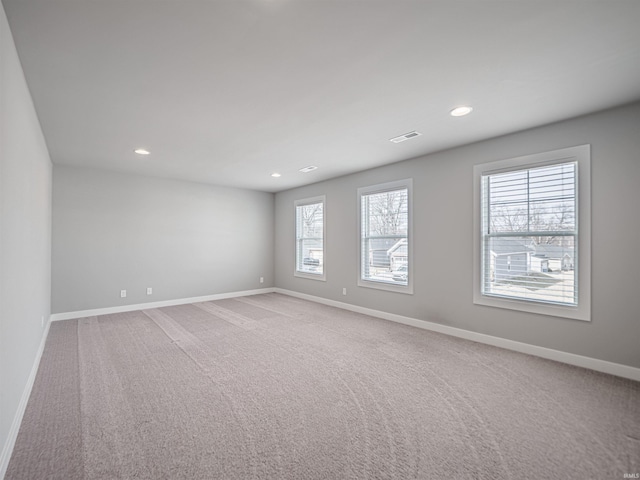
left=367, top=190, right=408, bottom=236
left=301, top=202, right=323, bottom=238
left=490, top=202, right=575, bottom=246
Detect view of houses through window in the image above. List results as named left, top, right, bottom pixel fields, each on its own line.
left=360, top=185, right=409, bottom=286
left=481, top=162, right=577, bottom=305
left=295, top=197, right=324, bottom=278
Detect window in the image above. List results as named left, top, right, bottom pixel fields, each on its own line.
left=473, top=145, right=590, bottom=321
left=295, top=196, right=325, bottom=280
left=358, top=179, right=413, bottom=293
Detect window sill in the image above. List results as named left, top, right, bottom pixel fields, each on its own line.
left=473, top=293, right=590, bottom=321
left=357, top=278, right=413, bottom=295
left=294, top=271, right=326, bottom=282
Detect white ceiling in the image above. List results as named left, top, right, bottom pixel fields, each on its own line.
left=4, top=0, right=640, bottom=193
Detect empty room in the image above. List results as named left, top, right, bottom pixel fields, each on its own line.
left=1, top=1, right=639, bottom=479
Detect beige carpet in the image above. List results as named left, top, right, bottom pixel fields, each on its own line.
left=6, top=293, right=640, bottom=479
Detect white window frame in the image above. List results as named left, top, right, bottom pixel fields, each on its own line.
left=294, top=195, right=326, bottom=281
left=357, top=179, right=413, bottom=294
left=473, top=145, right=591, bottom=321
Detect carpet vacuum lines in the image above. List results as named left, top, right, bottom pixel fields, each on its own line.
left=5, top=293, right=640, bottom=479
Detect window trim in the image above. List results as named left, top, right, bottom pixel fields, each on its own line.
left=473, top=145, right=591, bottom=321
left=294, top=195, right=326, bottom=281
left=357, top=179, right=413, bottom=294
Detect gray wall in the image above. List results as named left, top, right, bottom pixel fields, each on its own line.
left=52, top=166, right=274, bottom=313
left=0, top=2, right=52, bottom=470
left=275, top=102, right=640, bottom=369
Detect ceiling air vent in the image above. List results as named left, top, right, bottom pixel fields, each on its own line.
left=389, top=131, right=422, bottom=143
left=299, top=165, right=318, bottom=173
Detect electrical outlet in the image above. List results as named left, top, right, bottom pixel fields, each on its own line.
left=147, top=287, right=152, bottom=295
left=342, top=288, right=347, bottom=296
left=120, top=290, right=127, bottom=298
left=260, top=277, right=264, bottom=284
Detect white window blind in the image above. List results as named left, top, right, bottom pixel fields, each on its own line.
left=360, top=184, right=409, bottom=287
left=481, top=161, right=577, bottom=305
left=295, top=197, right=324, bottom=279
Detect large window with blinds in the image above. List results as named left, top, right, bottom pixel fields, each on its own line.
left=358, top=179, right=413, bottom=293
left=295, top=196, right=325, bottom=280
left=473, top=145, right=591, bottom=321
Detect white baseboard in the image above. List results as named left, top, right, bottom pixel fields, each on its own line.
left=50, top=288, right=276, bottom=321
left=0, top=318, right=51, bottom=480
left=275, top=288, right=640, bottom=382
left=40, top=284, right=640, bottom=380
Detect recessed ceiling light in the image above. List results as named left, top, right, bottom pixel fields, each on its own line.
left=450, top=106, right=473, bottom=117
left=134, top=148, right=151, bottom=155
left=389, top=131, right=422, bottom=143
left=271, top=173, right=282, bottom=178
left=299, top=165, right=318, bottom=173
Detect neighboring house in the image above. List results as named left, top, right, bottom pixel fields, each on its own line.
left=535, top=244, right=575, bottom=271
left=561, top=254, right=574, bottom=271
left=489, top=238, right=534, bottom=282
left=489, top=240, right=575, bottom=280
left=387, top=239, right=408, bottom=270
left=368, top=238, right=400, bottom=268
left=491, top=251, right=530, bottom=281
left=534, top=244, right=567, bottom=258
left=530, top=255, right=550, bottom=273
left=298, top=239, right=323, bottom=268
left=534, top=244, right=575, bottom=270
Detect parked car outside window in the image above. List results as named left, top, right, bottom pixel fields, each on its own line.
left=392, top=264, right=408, bottom=282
